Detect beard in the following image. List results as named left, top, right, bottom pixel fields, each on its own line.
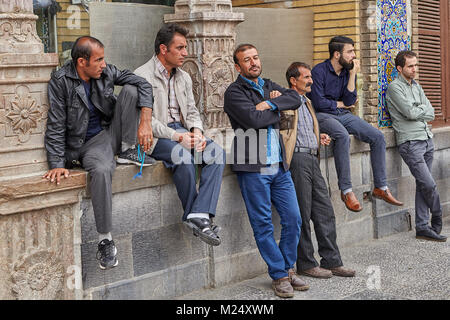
left=241, top=65, right=262, bottom=80
left=339, top=56, right=354, bottom=71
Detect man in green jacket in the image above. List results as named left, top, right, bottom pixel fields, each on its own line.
left=386, top=50, right=446, bottom=242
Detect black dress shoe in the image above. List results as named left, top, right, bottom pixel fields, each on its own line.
left=416, top=228, right=447, bottom=242
left=184, top=218, right=221, bottom=246
left=431, top=216, right=442, bottom=234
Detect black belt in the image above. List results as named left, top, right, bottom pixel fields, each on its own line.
left=294, top=146, right=318, bottom=156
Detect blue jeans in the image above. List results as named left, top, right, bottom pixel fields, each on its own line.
left=236, top=166, right=302, bottom=280
left=316, top=110, right=387, bottom=191
left=151, top=122, right=225, bottom=220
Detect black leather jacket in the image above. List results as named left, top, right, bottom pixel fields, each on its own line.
left=44, top=60, right=153, bottom=169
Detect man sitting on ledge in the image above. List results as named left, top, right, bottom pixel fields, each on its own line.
left=307, top=35, right=403, bottom=212
left=44, top=36, right=155, bottom=270
left=134, top=24, right=225, bottom=246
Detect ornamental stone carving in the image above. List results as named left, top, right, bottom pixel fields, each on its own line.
left=0, top=0, right=34, bottom=14
left=10, top=248, right=65, bottom=300
left=182, top=60, right=202, bottom=105
left=6, top=85, right=42, bottom=143
left=165, top=0, right=244, bottom=132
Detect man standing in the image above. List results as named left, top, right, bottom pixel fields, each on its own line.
left=134, top=24, right=225, bottom=246
left=224, top=44, right=309, bottom=298
left=386, top=50, right=447, bottom=242
left=308, top=36, right=403, bottom=212
left=44, top=36, right=155, bottom=270
left=285, top=62, right=356, bottom=278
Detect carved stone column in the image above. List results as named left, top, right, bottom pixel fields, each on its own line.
left=0, top=0, right=58, bottom=177
left=164, top=0, right=244, bottom=137
left=0, top=1, right=85, bottom=300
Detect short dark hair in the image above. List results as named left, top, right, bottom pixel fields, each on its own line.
left=233, top=43, right=257, bottom=65
left=154, top=23, right=189, bottom=55
left=328, top=36, right=354, bottom=59
left=395, top=50, right=417, bottom=69
left=285, top=62, right=311, bottom=88
left=71, top=36, right=104, bottom=65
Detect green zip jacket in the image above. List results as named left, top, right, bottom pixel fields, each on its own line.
left=386, top=75, right=434, bottom=145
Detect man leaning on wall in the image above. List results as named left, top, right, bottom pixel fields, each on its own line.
left=284, top=62, right=356, bottom=279
left=307, top=35, right=403, bottom=212
left=386, top=50, right=447, bottom=242
left=224, top=44, right=309, bottom=298
left=134, top=23, right=225, bottom=247
left=44, top=36, right=156, bottom=270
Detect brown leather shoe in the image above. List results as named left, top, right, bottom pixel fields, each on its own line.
left=372, top=188, right=403, bottom=206
left=326, top=266, right=356, bottom=277
left=341, top=191, right=362, bottom=212
left=298, top=267, right=333, bottom=279
left=272, top=277, right=294, bottom=298
left=288, top=269, right=310, bottom=291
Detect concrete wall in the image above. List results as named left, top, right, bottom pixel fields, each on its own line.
left=79, top=127, right=450, bottom=300
left=89, top=3, right=174, bottom=72
left=234, top=7, right=313, bottom=86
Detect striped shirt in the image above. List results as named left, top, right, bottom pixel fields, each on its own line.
left=296, top=94, right=318, bottom=150
left=155, top=57, right=181, bottom=123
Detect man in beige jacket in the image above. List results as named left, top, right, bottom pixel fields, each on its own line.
left=284, top=62, right=355, bottom=278
left=134, top=23, right=225, bottom=246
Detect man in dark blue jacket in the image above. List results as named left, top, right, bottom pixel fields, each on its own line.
left=224, top=44, right=309, bottom=298
left=307, top=36, right=403, bottom=212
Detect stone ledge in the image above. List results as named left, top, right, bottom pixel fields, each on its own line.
left=0, top=170, right=86, bottom=216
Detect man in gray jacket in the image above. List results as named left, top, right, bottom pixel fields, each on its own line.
left=134, top=24, right=225, bottom=246
left=44, top=36, right=156, bottom=269
left=386, top=50, right=446, bottom=242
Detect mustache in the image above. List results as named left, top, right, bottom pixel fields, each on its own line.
left=305, top=82, right=313, bottom=88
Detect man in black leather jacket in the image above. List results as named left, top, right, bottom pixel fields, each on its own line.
left=44, top=36, right=154, bottom=270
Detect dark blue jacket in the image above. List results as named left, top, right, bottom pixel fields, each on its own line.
left=224, top=76, right=302, bottom=173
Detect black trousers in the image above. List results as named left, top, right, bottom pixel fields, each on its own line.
left=290, top=152, right=343, bottom=271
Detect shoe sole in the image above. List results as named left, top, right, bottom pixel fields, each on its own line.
left=99, top=259, right=119, bottom=270
left=372, top=193, right=403, bottom=206
left=184, top=221, right=221, bottom=246
left=292, top=285, right=310, bottom=291
left=272, top=285, right=294, bottom=298
left=298, top=271, right=332, bottom=279
left=116, top=158, right=155, bottom=167
left=415, top=236, right=447, bottom=242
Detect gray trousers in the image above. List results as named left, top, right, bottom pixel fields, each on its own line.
left=398, top=139, right=442, bottom=231
left=290, top=152, right=343, bottom=271
left=79, top=85, right=141, bottom=234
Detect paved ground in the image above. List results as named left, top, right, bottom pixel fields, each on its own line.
left=177, top=220, right=450, bottom=300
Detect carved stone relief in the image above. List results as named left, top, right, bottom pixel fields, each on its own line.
left=10, top=248, right=65, bottom=300
left=2, top=84, right=46, bottom=144
left=182, top=60, right=202, bottom=106
left=0, top=0, right=34, bottom=14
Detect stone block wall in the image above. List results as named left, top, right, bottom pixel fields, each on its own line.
left=78, top=126, right=450, bottom=299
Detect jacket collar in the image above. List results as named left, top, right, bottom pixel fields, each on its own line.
left=398, top=73, right=417, bottom=86
left=63, top=60, right=106, bottom=82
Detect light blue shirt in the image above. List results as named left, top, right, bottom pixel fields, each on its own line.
left=240, top=75, right=282, bottom=164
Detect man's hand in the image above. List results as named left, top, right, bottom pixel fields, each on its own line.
left=192, top=128, right=206, bottom=152
left=337, top=101, right=355, bottom=110
left=43, top=168, right=70, bottom=185
left=269, top=90, right=282, bottom=99
left=320, top=133, right=331, bottom=146
left=137, top=107, right=153, bottom=152
left=350, top=59, right=360, bottom=75
left=255, top=101, right=271, bottom=111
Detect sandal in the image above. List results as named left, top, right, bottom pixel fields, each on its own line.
left=184, top=218, right=221, bottom=246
